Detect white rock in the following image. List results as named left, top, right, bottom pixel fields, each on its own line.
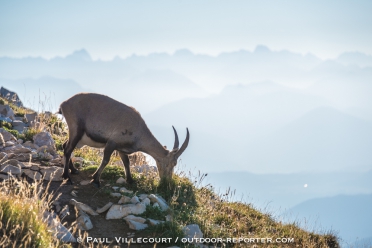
left=33, top=131, right=55, bottom=148
left=40, top=166, right=63, bottom=181
left=153, top=202, right=160, bottom=208
left=0, top=105, right=15, bottom=120
left=148, top=194, right=169, bottom=211
left=70, top=191, right=78, bottom=197
left=12, top=120, right=26, bottom=133
left=37, top=145, right=56, bottom=155
left=69, top=199, right=99, bottom=216
left=142, top=198, right=151, bottom=206
left=110, top=192, right=122, bottom=197
left=130, top=196, right=140, bottom=204
left=119, top=187, right=133, bottom=194
left=76, top=210, right=93, bottom=230
left=37, top=151, right=53, bottom=161
left=22, top=141, right=39, bottom=150
left=106, top=205, right=132, bottom=220
left=25, top=112, right=37, bottom=123
left=0, top=128, right=17, bottom=142
left=106, top=203, right=146, bottom=220
left=8, top=145, right=32, bottom=154
left=96, top=202, right=114, bottom=214
left=183, top=224, right=203, bottom=246
left=138, top=194, right=148, bottom=201
left=116, top=177, right=126, bottom=184
left=165, top=214, right=173, bottom=222
left=148, top=218, right=165, bottom=226
left=124, top=215, right=146, bottom=224
left=5, top=141, right=15, bottom=147
left=0, top=164, right=22, bottom=175
left=23, top=169, right=43, bottom=180
left=43, top=211, right=76, bottom=242
left=118, top=195, right=132, bottom=204
left=80, top=180, right=91, bottom=186
left=112, top=186, right=119, bottom=191
left=127, top=220, right=148, bottom=230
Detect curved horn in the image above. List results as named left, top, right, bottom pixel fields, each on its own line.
left=172, top=126, right=179, bottom=150
left=176, top=128, right=190, bottom=158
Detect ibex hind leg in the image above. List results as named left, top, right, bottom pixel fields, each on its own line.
left=62, top=128, right=84, bottom=184
left=91, top=141, right=116, bottom=188
left=62, top=141, right=79, bottom=175
left=118, top=151, right=134, bottom=185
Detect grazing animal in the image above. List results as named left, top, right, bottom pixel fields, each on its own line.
left=59, top=93, right=189, bottom=187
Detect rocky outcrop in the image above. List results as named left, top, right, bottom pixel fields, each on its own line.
left=0, top=87, right=23, bottom=107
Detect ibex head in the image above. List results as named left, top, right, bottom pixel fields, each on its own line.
left=156, top=126, right=190, bottom=179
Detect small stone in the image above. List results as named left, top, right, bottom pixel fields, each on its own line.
left=106, top=203, right=146, bottom=220
left=116, top=177, right=126, bottom=184
left=183, top=224, right=203, bottom=245
left=130, top=196, right=140, bottom=204
left=23, top=169, right=43, bottom=180
left=127, top=220, right=148, bottom=230
left=80, top=180, right=91, bottom=186
left=110, top=192, right=122, bottom=197
left=0, top=164, right=22, bottom=175
left=165, top=214, right=173, bottom=222
left=5, top=141, right=15, bottom=147
left=17, top=139, right=24, bottom=144
left=138, top=194, right=148, bottom=201
left=148, top=194, right=169, bottom=211
left=148, top=218, right=165, bottom=226
left=142, top=198, right=151, bottom=206
left=124, top=215, right=146, bottom=224
left=112, top=186, right=119, bottom=191
left=69, top=199, right=99, bottom=216
left=96, top=202, right=114, bottom=214
left=118, top=196, right=131, bottom=204
left=76, top=210, right=93, bottom=230
left=40, top=166, right=63, bottom=181
left=153, top=202, right=160, bottom=208
left=33, top=131, right=55, bottom=148
left=71, top=191, right=78, bottom=197
left=119, top=187, right=133, bottom=194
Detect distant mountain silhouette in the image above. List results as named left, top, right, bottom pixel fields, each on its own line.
left=285, top=194, right=372, bottom=245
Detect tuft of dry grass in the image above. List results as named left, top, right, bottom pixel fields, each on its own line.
left=0, top=178, right=61, bottom=247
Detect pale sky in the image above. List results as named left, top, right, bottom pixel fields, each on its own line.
left=1, top=0, right=371, bottom=60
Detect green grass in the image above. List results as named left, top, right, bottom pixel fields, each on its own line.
left=0, top=180, right=61, bottom=247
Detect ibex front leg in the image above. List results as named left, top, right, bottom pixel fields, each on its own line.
left=91, top=141, right=116, bottom=187
left=118, top=151, right=134, bottom=184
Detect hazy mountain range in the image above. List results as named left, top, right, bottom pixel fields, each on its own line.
left=1, top=46, right=371, bottom=245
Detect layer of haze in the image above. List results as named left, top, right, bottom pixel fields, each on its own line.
left=1, top=1, right=372, bottom=60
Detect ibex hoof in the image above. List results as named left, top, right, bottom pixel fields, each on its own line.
left=90, top=180, right=100, bottom=188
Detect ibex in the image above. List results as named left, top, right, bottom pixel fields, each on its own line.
left=59, top=93, right=189, bottom=187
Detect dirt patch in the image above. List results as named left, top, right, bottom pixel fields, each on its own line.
left=46, top=170, right=170, bottom=248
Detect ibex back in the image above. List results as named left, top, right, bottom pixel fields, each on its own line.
left=59, top=93, right=189, bottom=187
